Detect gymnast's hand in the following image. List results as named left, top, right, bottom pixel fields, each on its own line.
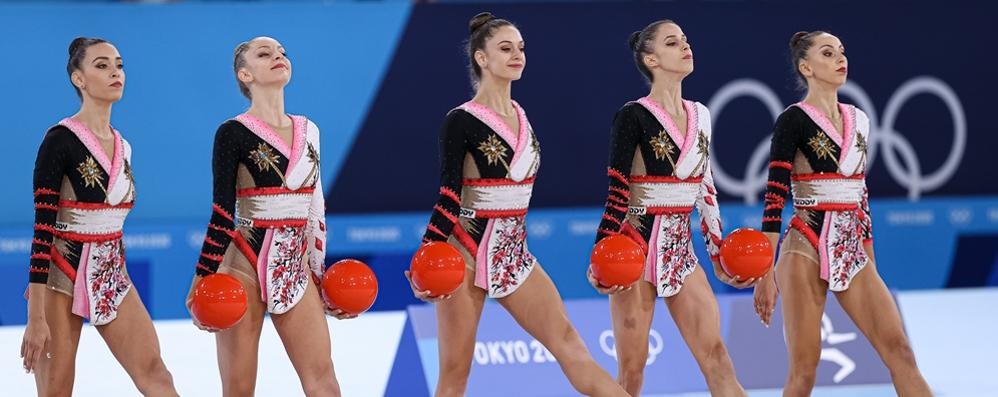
left=21, top=285, right=50, bottom=375
left=712, top=260, right=758, bottom=289
left=587, top=265, right=631, bottom=295
left=405, top=270, right=453, bottom=303
left=185, top=275, right=222, bottom=333
left=753, top=271, right=779, bottom=327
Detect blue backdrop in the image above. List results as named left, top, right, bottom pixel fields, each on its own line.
left=1, top=1, right=996, bottom=325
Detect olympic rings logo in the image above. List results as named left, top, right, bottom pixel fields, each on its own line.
left=707, top=76, right=966, bottom=203
left=599, top=329, right=664, bottom=366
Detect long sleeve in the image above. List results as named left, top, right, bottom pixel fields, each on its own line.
left=859, top=182, right=873, bottom=243
left=29, top=130, right=70, bottom=284
left=195, top=124, right=241, bottom=276
left=596, top=108, right=641, bottom=243
left=696, top=157, right=723, bottom=261
left=306, top=159, right=327, bottom=280
left=761, top=111, right=801, bottom=233
left=422, top=112, right=467, bottom=243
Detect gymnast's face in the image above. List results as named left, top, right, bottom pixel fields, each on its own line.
left=475, top=25, right=525, bottom=82
left=643, top=23, right=694, bottom=78
left=237, top=37, right=292, bottom=94
left=799, top=33, right=848, bottom=88
left=71, top=42, right=125, bottom=103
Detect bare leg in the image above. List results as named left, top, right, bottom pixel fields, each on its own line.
left=664, top=267, right=746, bottom=396
left=777, top=253, right=828, bottom=397
left=499, top=266, right=629, bottom=396
left=271, top=281, right=341, bottom=396
left=834, top=245, right=932, bottom=396
left=607, top=280, right=656, bottom=395
left=33, top=290, right=83, bottom=397
left=213, top=269, right=266, bottom=397
left=97, top=288, right=179, bottom=396
left=433, top=262, right=487, bottom=397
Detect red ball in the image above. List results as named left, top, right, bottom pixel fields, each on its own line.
left=322, top=259, right=378, bottom=315
left=410, top=242, right=466, bottom=296
left=719, top=228, right=774, bottom=279
left=191, top=273, right=248, bottom=330
left=590, top=235, right=645, bottom=287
